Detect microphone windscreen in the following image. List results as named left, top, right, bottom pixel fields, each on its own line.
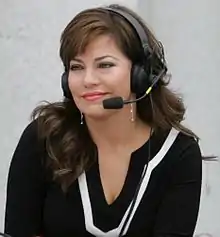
left=103, top=97, right=124, bottom=109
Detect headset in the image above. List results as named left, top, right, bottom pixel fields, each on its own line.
left=61, top=6, right=167, bottom=100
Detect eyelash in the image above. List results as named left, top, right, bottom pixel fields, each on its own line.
left=69, top=63, right=115, bottom=71
left=70, top=65, right=83, bottom=71
left=99, top=62, right=115, bottom=68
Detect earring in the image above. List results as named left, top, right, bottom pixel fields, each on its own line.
left=80, top=112, right=84, bottom=125
left=130, top=103, right=134, bottom=122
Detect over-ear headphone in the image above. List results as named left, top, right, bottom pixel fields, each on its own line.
left=61, top=6, right=167, bottom=99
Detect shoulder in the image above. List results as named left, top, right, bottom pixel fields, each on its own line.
left=165, top=128, right=202, bottom=170
left=19, top=119, right=39, bottom=141
left=15, top=118, right=44, bottom=154
left=173, top=129, right=202, bottom=158
left=154, top=127, right=201, bottom=160
left=10, top=119, right=45, bottom=169
left=150, top=128, right=203, bottom=186
left=153, top=127, right=202, bottom=170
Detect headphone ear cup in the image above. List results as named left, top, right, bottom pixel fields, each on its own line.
left=61, top=72, right=72, bottom=99
left=131, top=65, right=150, bottom=95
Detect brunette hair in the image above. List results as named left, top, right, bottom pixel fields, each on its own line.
left=32, top=4, right=211, bottom=191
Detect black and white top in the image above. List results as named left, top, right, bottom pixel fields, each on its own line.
left=4, top=121, right=202, bottom=237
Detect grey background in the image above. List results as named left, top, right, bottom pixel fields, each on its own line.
left=0, top=0, right=219, bottom=236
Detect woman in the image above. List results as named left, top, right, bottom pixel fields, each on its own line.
left=4, top=4, right=202, bottom=237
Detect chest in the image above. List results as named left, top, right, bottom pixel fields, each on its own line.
left=42, top=158, right=168, bottom=237
left=42, top=128, right=179, bottom=236
left=97, top=151, right=132, bottom=205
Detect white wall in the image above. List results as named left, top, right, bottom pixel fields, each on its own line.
left=138, top=0, right=220, bottom=236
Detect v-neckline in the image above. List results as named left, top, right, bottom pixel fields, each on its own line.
left=91, top=138, right=151, bottom=210
left=95, top=155, right=134, bottom=208
left=86, top=129, right=171, bottom=214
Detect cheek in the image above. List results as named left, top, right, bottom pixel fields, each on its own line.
left=111, top=69, right=131, bottom=95
left=68, top=81, right=81, bottom=107
left=68, top=76, right=81, bottom=95
left=68, top=77, right=84, bottom=107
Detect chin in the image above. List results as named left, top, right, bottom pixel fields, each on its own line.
left=83, top=105, right=113, bottom=121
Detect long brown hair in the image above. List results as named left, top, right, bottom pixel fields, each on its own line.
left=32, top=4, right=210, bottom=191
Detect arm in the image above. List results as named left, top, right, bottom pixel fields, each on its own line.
left=153, top=139, right=202, bottom=237
left=4, top=121, right=46, bottom=237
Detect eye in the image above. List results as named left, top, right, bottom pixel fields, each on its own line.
left=70, top=64, right=84, bottom=71
left=98, top=62, right=115, bottom=68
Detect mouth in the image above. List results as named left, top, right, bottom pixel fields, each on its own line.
left=82, top=92, right=109, bottom=102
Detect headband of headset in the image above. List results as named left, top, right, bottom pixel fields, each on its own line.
left=103, top=6, right=167, bottom=71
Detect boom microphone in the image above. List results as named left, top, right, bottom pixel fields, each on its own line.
left=103, top=69, right=165, bottom=109
left=102, top=92, right=149, bottom=109
left=103, top=96, right=124, bottom=109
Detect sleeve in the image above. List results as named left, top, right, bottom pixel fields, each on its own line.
left=4, top=120, right=47, bottom=237
left=153, top=139, right=202, bottom=237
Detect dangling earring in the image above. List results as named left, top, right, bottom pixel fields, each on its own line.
left=130, top=103, right=134, bottom=122
left=80, top=112, right=84, bottom=125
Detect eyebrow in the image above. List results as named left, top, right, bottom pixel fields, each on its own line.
left=71, top=55, right=119, bottom=63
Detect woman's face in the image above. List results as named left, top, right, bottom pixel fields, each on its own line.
left=68, top=34, right=133, bottom=120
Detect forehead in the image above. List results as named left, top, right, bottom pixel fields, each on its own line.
left=75, top=34, right=126, bottom=60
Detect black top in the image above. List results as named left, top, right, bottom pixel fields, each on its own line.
left=4, top=120, right=202, bottom=237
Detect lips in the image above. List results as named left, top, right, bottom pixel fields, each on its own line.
left=82, top=92, right=108, bottom=101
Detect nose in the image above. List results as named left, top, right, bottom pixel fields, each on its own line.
left=83, top=69, right=99, bottom=88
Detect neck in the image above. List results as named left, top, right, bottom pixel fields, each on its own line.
left=84, top=105, right=150, bottom=151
